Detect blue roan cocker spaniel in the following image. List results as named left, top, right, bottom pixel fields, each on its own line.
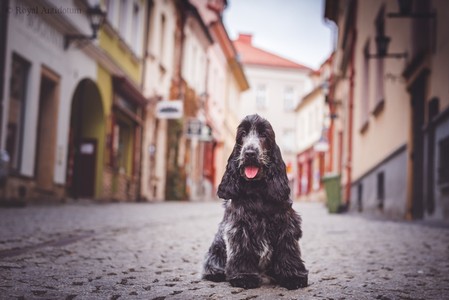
left=202, top=114, right=308, bottom=290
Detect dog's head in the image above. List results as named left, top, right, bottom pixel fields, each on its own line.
left=217, top=114, right=291, bottom=203
left=235, top=114, right=273, bottom=181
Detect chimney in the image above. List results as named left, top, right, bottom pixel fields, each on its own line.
left=237, top=33, right=253, bottom=45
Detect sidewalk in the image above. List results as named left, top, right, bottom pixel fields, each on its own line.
left=0, top=201, right=448, bottom=299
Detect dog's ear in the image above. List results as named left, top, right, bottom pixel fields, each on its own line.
left=266, top=144, right=292, bottom=204
left=217, top=145, right=241, bottom=199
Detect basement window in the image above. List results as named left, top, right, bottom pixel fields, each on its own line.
left=377, top=172, right=385, bottom=210
left=357, top=183, right=363, bottom=212
left=438, top=136, right=449, bottom=188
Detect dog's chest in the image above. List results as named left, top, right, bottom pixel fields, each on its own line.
left=223, top=213, right=275, bottom=270
left=257, top=237, right=272, bottom=269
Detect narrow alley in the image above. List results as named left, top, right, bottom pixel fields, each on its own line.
left=1, top=201, right=448, bottom=299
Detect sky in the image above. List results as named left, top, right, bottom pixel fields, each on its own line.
left=223, top=0, right=335, bottom=70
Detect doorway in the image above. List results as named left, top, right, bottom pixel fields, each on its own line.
left=410, top=71, right=427, bottom=219
left=67, top=79, right=104, bottom=198
left=35, top=67, right=60, bottom=191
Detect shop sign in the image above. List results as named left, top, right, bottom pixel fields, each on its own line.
left=186, top=119, right=213, bottom=141
left=156, top=100, right=183, bottom=119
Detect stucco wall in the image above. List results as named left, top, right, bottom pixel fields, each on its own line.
left=351, top=146, right=408, bottom=219
left=3, top=0, right=97, bottom=186
left=351, top=0, right=411, bottom=182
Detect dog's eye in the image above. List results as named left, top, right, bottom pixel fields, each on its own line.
left=236, top=131, right=246, bottom=142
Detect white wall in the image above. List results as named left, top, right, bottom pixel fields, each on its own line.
left=3, top=0, right=97, bottom=185
left=182, top=17, right=210, bottom=94
left=296, top=92, right=326, bottom=153
left=141, top=0, right=177, bottom=200
left=239, top=65, right=311, bottom=159
left=104, top=0, right=146, bottom=58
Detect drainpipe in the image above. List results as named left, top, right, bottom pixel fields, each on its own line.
left=137, top=0, right=153, bottom=202
left=345, top=29, right=357, bottom=207
left=0, top=0, right=9, bottom=145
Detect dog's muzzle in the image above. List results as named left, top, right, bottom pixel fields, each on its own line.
left=241, top=149, right=262, bottom=180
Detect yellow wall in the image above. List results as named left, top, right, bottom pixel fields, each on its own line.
left=351, top=0, right=411, bottom=181
left=98, top=30, right=142, bottom=84
left=96, top=65, right=113, bottom=116
left=82, top=95, right=105, bottom=199
left=95, top=65, right=113, bottom=198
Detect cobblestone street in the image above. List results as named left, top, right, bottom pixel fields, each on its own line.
left=0, top=201, right=449, bottom=299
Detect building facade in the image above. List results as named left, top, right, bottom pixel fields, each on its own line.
left=3, top=0, right=99, bottom=202
left=233, top=33, right=312, bottom=195
left=0, top=0, right=255, bottom=205
left=325, top=0, right=449, bottom=220
left=295, top=57, right=333, bottom=201
left=192, top=0, right=249, bottom=198
left=140, top=0, right=179, bottom=201
left=1, top=0, right=148, bottom=203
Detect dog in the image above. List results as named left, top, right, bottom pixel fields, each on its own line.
left=202, top=114, right=308, bottom=290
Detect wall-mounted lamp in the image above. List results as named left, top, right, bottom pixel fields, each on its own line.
left=388, top=0, right=436, bottom=18
left=314, top=129, right=330, bottom=153
left=64, top=5, right=106, bottom=50
left=322, top=81, right=342, bottom=107
left=365, top=34, right=407, bottom=59
left=325, top=97, right=342, bottom=107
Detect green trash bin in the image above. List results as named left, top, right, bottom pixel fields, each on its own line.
left=322, top=174, right=342, bottom=213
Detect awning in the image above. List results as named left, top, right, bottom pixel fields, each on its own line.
left=113, top=76, right=148, bottom=106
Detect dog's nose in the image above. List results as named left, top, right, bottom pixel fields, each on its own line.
left=244, top=149, right=257, bottom=159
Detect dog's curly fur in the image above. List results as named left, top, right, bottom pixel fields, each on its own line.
left=202, top=114, right=308, bottom=290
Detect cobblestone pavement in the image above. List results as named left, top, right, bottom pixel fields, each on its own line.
left=0, top=201, right=449, bottom=300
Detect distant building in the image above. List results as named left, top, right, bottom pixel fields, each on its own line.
left=96, top=0, right=148, bottom=201
left=141, top=0, right=179, bottom=201
left=1, top=0, right=148, bottom=203
left=192, top=0, right=249, bottom=198
left=234, top=33, right=312, bottom=196
left=3, top=0, right=102, bottom=201
left=325, top=0, right=449, bottom=220
left=295, top=56, right=333, bottom=201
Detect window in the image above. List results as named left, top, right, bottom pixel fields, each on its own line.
left=357, top=183, right=363, bottom=212
left=284, top=86, right=295, bottom=111
left=159, top=14, right=166, bottom=64
left=316, top=105, right=321, bottom=132
left=118, top=0, right=128, bottom=37
left=361, top=40, right=370, bottom=131
left=113, top=121, right=132, bottom=175
left=377, top=172, right=385, bottom=210
left=428, top=97, right=439, bottom=121
left=438, top=136, right=449, bottom=185
left=6, top=54, right=30, bottom=171
left=105, top=0, right=116, bottom=26
left=282, top=129, right=296, bottom=153
left=131, top=1, right=140, bottom=53
left=190, top=45, right=197, bottom=85
left=373, top=58, right=385, bottom=116
left=309, top=110, right=314, bottom=135
left=373, top=6, right=386, bottom=116
left=255, top=85, right=267, bottom=109
left=298, top=116, right=304, bottom=141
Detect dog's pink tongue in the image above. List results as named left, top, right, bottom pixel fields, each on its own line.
left=245, top=166, right=259, bottom=179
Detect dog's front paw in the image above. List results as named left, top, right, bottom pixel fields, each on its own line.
left=203, top=272, right=226, bottom=282
left=278, top=273, right=308, bottom=290
left=229, top=274, right=261, bottom=289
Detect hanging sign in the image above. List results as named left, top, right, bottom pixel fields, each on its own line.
left=156, top=100, right=183, bottom=119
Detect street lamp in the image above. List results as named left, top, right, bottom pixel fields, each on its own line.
left=365, top=34, right=407, bottom=59
left=314, top=134, right=329, bottom=153
left=388, top=0, right=436, bottom=18
left=64, top=5, right=106, bottom=50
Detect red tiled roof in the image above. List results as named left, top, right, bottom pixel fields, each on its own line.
left=233, top=34, right=312, bottom=71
